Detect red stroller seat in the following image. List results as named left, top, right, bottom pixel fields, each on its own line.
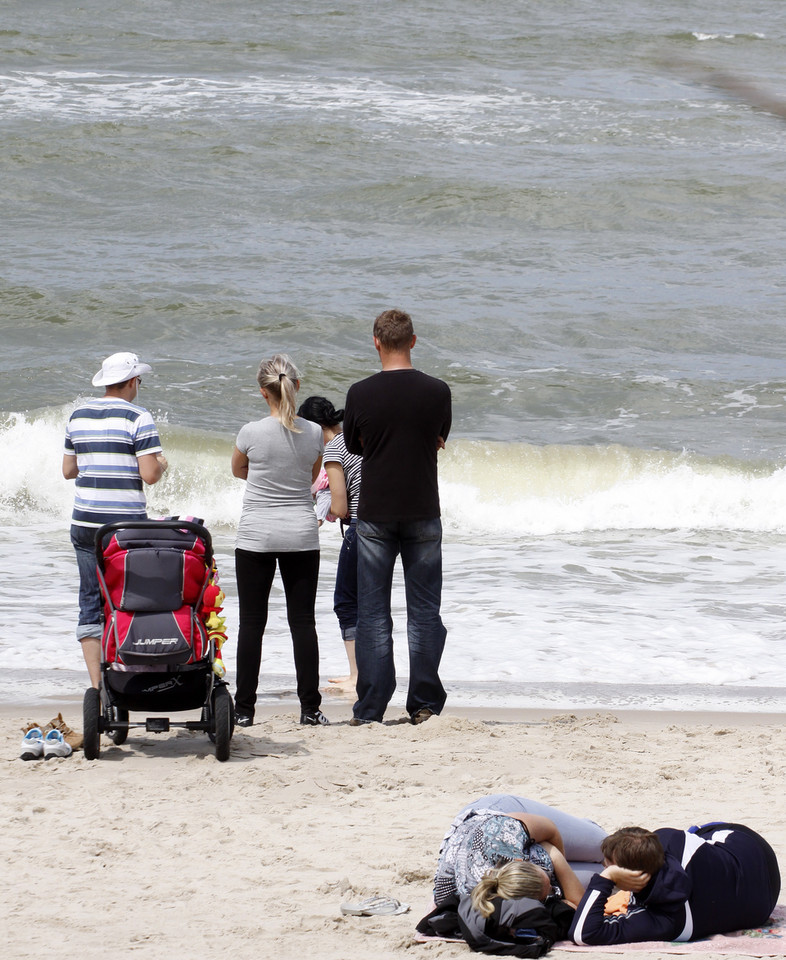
left=82, top=519, right=233, bottom=761
left=100, top=521, right=211, bottom=666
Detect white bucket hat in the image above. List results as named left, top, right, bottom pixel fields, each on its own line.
left=92, top=352, right=153, bottom=387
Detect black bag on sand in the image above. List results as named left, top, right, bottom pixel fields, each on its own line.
left=417, top=895, right=574, bottom=957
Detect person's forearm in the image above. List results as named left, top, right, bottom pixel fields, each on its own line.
left=507, top=814, right=566, bottom=854
left=62, top=454, right=79, bottom=479
left=551, top=849, right=584, bottom=907
left=138, top=452, right=166, bottom=484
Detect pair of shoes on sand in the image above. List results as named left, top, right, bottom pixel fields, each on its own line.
left=20, top=727, right=73, bottom=761
left=349, top=708, right=436, bottom=726
left=340, top=895, right=409, bottom=917
left=235, top=710, right=331, bottom=727
left=22, top=713, right=83, bottom=751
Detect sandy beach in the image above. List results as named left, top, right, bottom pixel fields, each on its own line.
left=3, top=695, right=784, bottom=960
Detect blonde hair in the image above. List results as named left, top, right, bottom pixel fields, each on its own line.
left=257, top=354, right=301, bottom=432
left=470, top=860, right=545, bottom=919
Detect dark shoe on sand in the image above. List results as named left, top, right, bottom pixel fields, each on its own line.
left=235, top=714, right=253, bottom=727
left=300, top=709, right=330, bottom=726
left=410, top=707, right=435, bottom=725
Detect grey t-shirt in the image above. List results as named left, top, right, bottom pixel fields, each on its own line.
left=235, top=416, right=324, bottom=552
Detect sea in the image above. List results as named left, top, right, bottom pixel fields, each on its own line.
left=3, top=0, right=786, bottom=713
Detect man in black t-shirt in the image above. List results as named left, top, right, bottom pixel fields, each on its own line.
left=343, top=309, right=452, bottom=724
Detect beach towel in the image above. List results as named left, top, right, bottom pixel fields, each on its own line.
left=415, top=904, right=786, bottom=955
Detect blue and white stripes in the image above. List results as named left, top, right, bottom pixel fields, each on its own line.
left=64, top=398, right=162, bottom=527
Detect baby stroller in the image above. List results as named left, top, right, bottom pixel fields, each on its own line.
left=83, top=518, right=234, bottom=761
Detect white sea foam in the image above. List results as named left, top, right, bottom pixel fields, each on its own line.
left=0, top=69, right=629, bottom=146
left=4, top=410, right=786, bottom=706
left=692, top=33, right=766, bottom=42
left=0, top=70, right=531, bottom=124
left=5, top=412, right=786, bottom=537
left=439, top=441, right=786, bottom=537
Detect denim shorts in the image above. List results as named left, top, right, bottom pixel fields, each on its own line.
left=70, top=524, right=104, bottom=641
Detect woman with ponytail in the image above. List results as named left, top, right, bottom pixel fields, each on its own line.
left=419, top=855, right=578, bottom=952
left=231, top=354, right=329, bottom=727
left=470, top=860, right=548, bottom=918
left=433, top=794, right=607, bottom=911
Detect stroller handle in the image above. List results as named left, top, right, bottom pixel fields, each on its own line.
left=94, top=519, right=214, bottom=571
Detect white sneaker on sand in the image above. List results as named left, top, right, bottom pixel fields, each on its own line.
left=20, top=727, right=44, bottom=761
left=43, top=729, right=73, bottom=759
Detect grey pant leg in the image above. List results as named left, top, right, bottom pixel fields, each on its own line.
left=459, top=794, right=607, bottom=865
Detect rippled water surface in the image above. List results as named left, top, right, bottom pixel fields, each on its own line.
left=3, top=1, right=786, bottom=708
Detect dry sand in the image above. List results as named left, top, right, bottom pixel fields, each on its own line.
left=2, top=696, right=784, bottom=960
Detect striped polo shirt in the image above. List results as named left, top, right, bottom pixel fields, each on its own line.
left=64, top=397, right=163, bottom=528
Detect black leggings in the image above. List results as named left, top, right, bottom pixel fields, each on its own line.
left=234, top=548, right=321, bottom=715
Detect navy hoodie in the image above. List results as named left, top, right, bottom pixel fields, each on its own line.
left=569, top=825, right=779, bottom=945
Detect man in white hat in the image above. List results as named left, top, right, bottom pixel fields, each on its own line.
left=62, top=352, right=168, bottom=687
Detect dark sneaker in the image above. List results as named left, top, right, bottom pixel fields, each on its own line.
left=300, top=709, right=330, bottom=726
left=410, top=707, right=435, bottom=725
left=235, top=714, right=254, bottom=727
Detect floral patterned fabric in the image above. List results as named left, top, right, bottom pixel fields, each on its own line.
left=433, top=808, right=558, bottom=906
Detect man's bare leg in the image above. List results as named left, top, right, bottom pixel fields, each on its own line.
left=80, top=637, right=102, bottom=688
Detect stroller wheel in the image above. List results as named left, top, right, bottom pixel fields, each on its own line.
left=107, top=707, right=129, bottom=745
left=213, top=685, right=232, bottom=762
left=83, top=687, right=101, bottom=760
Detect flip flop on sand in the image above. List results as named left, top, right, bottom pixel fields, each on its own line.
left=340, top=895, right=410, bottom=917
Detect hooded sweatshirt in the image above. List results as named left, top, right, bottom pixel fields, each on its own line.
left=457, top=894, right=574, bottom=956
left=569, top=824, right=779, bottom=945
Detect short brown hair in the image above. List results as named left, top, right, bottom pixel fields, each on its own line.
left=601, top=827, right=665, bottom=874
left=373, top=309, right=414, bottom=349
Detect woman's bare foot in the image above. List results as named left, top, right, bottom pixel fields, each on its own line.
left=327, top=675, right=358, bottom=694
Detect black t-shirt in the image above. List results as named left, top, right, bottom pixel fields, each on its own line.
left=343, top=368, right=452, bottom=522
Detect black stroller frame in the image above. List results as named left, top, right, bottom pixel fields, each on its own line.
left=82, top=519, right=234, bottom=761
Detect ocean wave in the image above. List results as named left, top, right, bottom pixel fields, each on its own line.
left=691, top=32, right=766, bottom=43
left=440, top=441, right=786, bottom=536
left=5, top=409, right=786, bottom=536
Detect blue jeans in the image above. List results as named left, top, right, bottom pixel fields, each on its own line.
left=333, top=521, right=358, bottom=640
left=70, top=524, right=104, bottom=640
left=353, top=518, right=447, bottom=722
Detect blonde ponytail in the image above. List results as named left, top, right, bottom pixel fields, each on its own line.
left=470, top=860, right=546, bottom=919
left=257, top=354, right=301, bottom=432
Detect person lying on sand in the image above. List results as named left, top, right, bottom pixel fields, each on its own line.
left=418, top=794, right=607, bottom=953
left=433, top=794, right=608, bottom=910
left=569, top=822, right=781, bottom=944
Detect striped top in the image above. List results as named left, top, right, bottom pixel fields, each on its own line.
left=64, top=397, right=163, bottom=528
left=323, top=431, right=362, bottom=520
